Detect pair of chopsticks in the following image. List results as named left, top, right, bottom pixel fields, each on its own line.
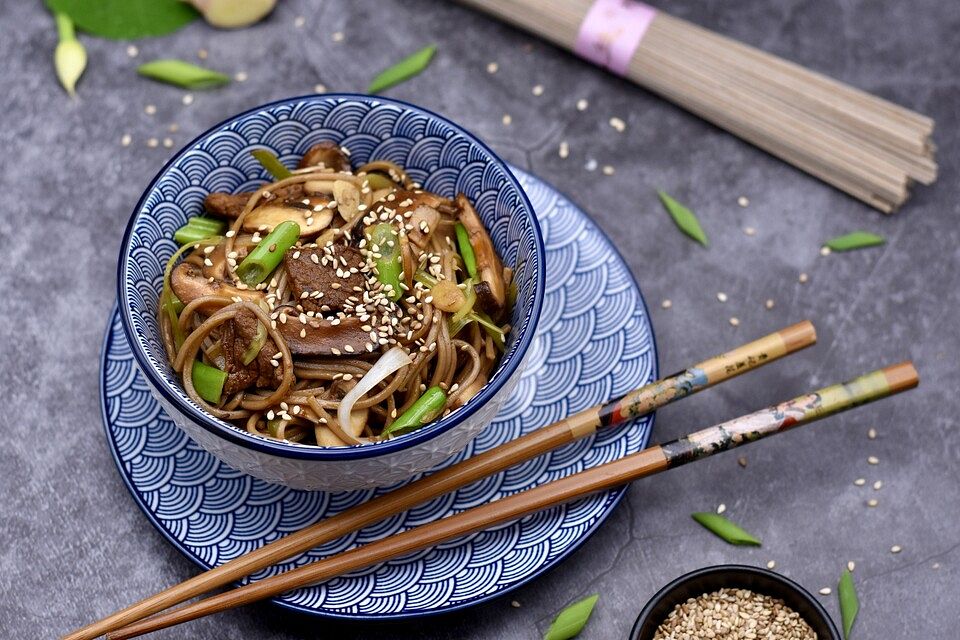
left=67, top=321, right=919, bottom=639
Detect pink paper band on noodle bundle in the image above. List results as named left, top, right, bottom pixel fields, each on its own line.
left=574, top=0, right=657, bottom=75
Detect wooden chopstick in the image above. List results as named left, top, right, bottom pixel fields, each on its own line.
left=65, top=321, right=815, bottom=640
left=106, top=361, right=918, bottom=639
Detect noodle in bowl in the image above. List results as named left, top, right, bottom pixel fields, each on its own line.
left=119, top=95, right=545, bottom=491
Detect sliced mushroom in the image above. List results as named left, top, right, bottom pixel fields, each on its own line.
left=273, top=305, right=372, bottom=356
left=303, top=180, right=337, bottom=196
left=242, top=198, right=334, bottom=236
left=316, top=426, right=348, bottom=447
left=170, top=262, right=263, bottom=311
left=332, top=180, right=362, bottom=222
left=455, top=194, right=506, bottom=317
left=201, top=243, right=249, bottom=281
left=298, top=141, right=350, bottom=172
left=407, top=205, right=440, bottom=247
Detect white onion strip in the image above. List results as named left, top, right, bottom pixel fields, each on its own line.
left=337, top=347, right=412, bottom=440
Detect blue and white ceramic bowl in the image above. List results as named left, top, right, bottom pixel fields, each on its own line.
left=118, top=94, right=545, bottom=491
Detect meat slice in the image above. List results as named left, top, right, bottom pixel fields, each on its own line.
left=204, top=192, right=254, bottom=219
left=273, top=306, right=372, bottom=356
left=283, top=245, right=367, bottom=313
left=221, top=308, right=283, bottom=394
left=203, top=184, right=309, bottom=221
left=298, top=142, right=350, bottom=172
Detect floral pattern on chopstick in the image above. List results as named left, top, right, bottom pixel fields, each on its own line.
left=661, top=368, right=898, bottom=467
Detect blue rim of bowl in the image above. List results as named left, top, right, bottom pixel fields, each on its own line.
left=101, top=167, right=660, bottom=620
left=117, top=93, right=545, bottom=461
left=629, top=565, right=841, bottom=640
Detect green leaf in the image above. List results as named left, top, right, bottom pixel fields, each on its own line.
left=138, top=59, right=230, bottom=90
left=368, top=45, right=437, bottom=94
left=544, top=594, right=599, bottom=640
left=44, top=0, right=198, bottom=39
left=691, top=513, right=761, bottom=546
left=658, top=190, right=708, bottom=246
left=838, top=569, right=859, bottom=639
left=251, top=149, right=293, bottom=180
left=824, top=231, right=885, bottom=252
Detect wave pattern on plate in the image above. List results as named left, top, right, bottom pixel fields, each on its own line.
left=102, top=167, right=656, bottom=619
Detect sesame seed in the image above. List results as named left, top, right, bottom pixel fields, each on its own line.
left=121, top=133, right=132, bottom=147
left=661, top=299, right=672, bottom=309
left=332, top=31, right=344, bottom=42
left=716, top=503, right=726, bottom=514
left=868, top=456, right=879, bottom=465
left=576, top=98, right=589, bottom=111
left=197, top=48, right=208, bottom=59
left=294, top=15, right=306, bottom=27
left=873, top=480, right=883, bottom=490
left=729, top=317, right=740, bottom=326
left=854, top=478, right=866, bottom=486
left=867, top=498, right=879, bottom=507
left=891, top=545, right=902, bottom=554
left=609, top=116, right=626, bottom=132
left=716, top=292, right=728, bottom=302
left=820, top=246, right=832, bottom=256
left=267, top=410, right=275, bottom=420
left=744, top=226, right=757, bottom=236
left=182, top=94, right=194, bottom=106
left=163, top=137, right=174, bottom=148
left=146, top=138, right=159, bottom=148
left=602, top=165, right=615, bottom=176
left=235, top=71, right=248, bottom=82
left=314, top=83, right=327, bottom=93
left=168, top=123, right=179, bottom=133
left=737, top=456, right=747, bottom=468
left=532, top=84, right=544, bottom=96
left=343, top=373, right=354, bottom=381
left=584, top=158, right=597, bottom=171
left=818, top=587, right=831, bottom=596
left=486, top=61, right=498, bottom=74
left=933, top=562, right=941, bottom=570
left=144, top=104, right=156, bottom=115
left=502, top=114, right=512, bottom=126
left=558, top=141, right=569, bottom=159
left=738, top=196, right=750, bottom=207
left=867, top=427, right=877, bottom=439
left=798, top=272, right=809, bottom=284
left=765, top=299, right=775, bottom=310
left=511, top=600, right=521, bottom=608
left=203, top=258, right=213, bottom=267
left=766, top=560, right=776, bottom=569
left=126, top=45, right=139, bottom=58
left=330, top=348, right=341, bottom=356
left=847, top=561, right=856, bottom=571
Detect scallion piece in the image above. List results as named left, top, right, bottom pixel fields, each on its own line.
left=240, top=320, right=267, bottom=365
left=236, top=220, right=300, bottom=286
left=455, top=222, right=477, bottom=278
left=365, top=223, right=403, bottom=301
left=691, top=513, right=761, bottom=546
left=191, top=360, right=227, bottom=403
left=251, top=149, right=293, bottom=180
left=382, top=386, right=446, bottom=437
left=174, top=216, right=226, bottom=245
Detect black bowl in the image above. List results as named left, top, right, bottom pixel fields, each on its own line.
left=630, top=565, right=840, bottom=640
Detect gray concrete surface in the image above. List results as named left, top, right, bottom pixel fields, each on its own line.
left=1, top=0, right=957, bottom=638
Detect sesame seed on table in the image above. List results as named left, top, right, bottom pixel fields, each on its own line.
left=2, top=1, right=958, bottom=639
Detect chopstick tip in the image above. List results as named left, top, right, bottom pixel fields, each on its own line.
left=780, top=320, right=817, bottom=352
left=883, top=361, right=919, bottom=392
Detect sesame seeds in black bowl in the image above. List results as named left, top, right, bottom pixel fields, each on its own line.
left=630, top=565, right=840, bottom=640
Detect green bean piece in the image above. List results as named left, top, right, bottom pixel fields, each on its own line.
left=174, top=217, right=226, bottom=245
left=251, top=149, right=293, bottom=180
left=365, top=223, right=403, bottom=301
left=382, top=387, right=447, bottom=437
left=191, top=360, right=227, bottom=404
left=236, top=220, right=301, bottom=286
left=454, top=222, right=477, bottom=278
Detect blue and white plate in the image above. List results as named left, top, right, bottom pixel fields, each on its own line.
left=100, top=167, right=658, bottom=619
